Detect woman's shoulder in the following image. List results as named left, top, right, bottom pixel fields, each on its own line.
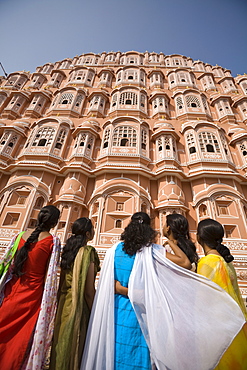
left=198, top=254, right=224, bottom=266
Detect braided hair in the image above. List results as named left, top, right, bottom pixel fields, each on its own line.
left=121, top=212, right=157, bottom=255
left=13, top=205, right=60, bottom=277
left=61, top=217, right=93, bottom=270
left=197, top=218, right=234, bottom=263
left=166, top=213, right=198, bottom=264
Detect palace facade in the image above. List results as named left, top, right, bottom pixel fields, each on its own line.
left=0, top=51, right=247, bottom=300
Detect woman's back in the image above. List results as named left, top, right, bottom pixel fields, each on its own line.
left=114, top=242, right=151, bottom=370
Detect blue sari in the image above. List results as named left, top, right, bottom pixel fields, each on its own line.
left=114, top=242, right=151, bottom=370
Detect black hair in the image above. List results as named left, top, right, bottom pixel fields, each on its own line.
left=61, top=217, right=93, bottom=270
left=197, top=218, right=234, bottom=263
left=13, top=205, right=60, bottom=277
left=166, top=213, right=198, bottom=264
left=121, top=212, right=157, bottom=255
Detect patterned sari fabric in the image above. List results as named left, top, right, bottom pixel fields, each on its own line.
left=0, top=234, right=61, bottom=370
left=198, top=255, right=247, bottom=369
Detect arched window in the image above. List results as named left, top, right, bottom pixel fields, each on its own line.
left=198, top=132, right=220, bottom=153
left=157, top=135, right=176, bottom=159
left=54, top=129, right=66, bottom=150
left=32, top=127, right=55, bottom=147
left=240, top=142, right=247, bottom=156
left=141, top=129, right=147, bottom=150
left=75, top=134, right=86, bottom=148
left=115, top=219, right=122, bottom=228
left=199, top=204, right=207, bottom=217
left=59, top=93, right=73, bottom=105
left=112, top=126, right=137, bottom=147
left=176, top=96, right=184, bottom=110
left=186, top=133, right=197, bottom=154
left=185, top=95, right=201, bottom=108
left=103, top=129, right=110, bottom=148
left=34, top=196, right=44, bottom=210
left=119, top=92, right=138, bottom=106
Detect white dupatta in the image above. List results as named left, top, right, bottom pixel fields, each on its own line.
left=81, top=243, right=245, bottom=370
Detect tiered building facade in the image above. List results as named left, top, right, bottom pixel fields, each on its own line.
left=0, top=51, right=247, bottom=300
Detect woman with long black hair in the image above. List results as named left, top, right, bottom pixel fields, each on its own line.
left=0, top=205, right=61, bottom=370
left=49, top=217, right=100, bottom=370
left=163, top=213, right=198, bottom=269
left=81, top=212, right=246, bottom=370
left=196, top=218, right=247, bottom=369
left=197, top=218, right=246, bottom=317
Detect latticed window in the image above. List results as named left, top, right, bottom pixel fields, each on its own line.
left=178, top=73, right=188, bottom=83
left=87, top=72, right=94, bottom=83
left=220, top=134, right=229, bottom=155
left=198, top=132, right=220, bottom=153
left=74, top=70, right=86, bottom=81
left=74, top=94, right=84, bottom=107
left=0, top=133, right=9, bottom=146
left=111, top=94, right=118, bottom=108
left=126, top=57, right=138, bottom=64
left=157, top=135, right=176, bottom=158
left=87, top=136, right=93, bottom=150
left=106, top=54, right=115, bottom=62
left=75, top=133, right=86, bottom=148
left=185, top=95, right=201, bottom=108
left=119, top=92, right=138, bottom=105
left=173, top=58, right=182, bottom=66
left=90, top=96, right=99, bottom=107
left=59, top=93, right=74, bottom=105
left=240, top=81, right=247, bottom=94
left=239, top=101, right=247, bottom=117
left=176, top=97, right=184, bottom=110
left=123, top=70, right=138, bottom=81
left=202, top=96, right=208, bottom=111
left=32, top=127, right=55, bottom=147
left=0, top=95, right=6, bottom=105
left=186, top=133, right=196, bottom=154
left=140, top=94, right=145, bottom=109
left=158, top=137, right=163, bottom=151
left=55, top=129, right=66, bottom=150
left=112, top=126, right=137, bottom=147
left=149, top=54, right=159, bottom=63
left=141, top=129, right=147, bottom=149
left=103, top=129, right=110, bottom=148
left=239, top=142, right=247, bottom=156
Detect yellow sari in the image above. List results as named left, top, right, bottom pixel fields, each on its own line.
left=198, top=255, right=247, bottom=370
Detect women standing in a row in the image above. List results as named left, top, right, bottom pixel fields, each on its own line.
left=49, top=217, right=100, bottom=370
left=82, top=212, right=245, bottom=370
left=0, top=205, right=61, bottom=370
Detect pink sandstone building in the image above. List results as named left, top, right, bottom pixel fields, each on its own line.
left=0, top=51, right=247, bottom=302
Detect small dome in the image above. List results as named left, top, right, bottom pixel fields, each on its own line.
left=153, top=119, right=174, bottom=131
left=78, top=120, right=100, bottom=131
left=158, top=182, right=185, bottom=203
left=60, top=176, right=85, bottom=198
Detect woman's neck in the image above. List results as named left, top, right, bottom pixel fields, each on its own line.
left=204, top=246, right=220, bottom=256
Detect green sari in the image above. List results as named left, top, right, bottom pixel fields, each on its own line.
left=49, top=245, right=100, bottom=370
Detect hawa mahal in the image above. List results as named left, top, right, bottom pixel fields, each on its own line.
left=0, top=51, right=246, bottom=300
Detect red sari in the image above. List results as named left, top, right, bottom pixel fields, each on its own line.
left=0, top=235, right=53, bottom=370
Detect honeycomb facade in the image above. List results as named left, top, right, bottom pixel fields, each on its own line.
left=0, top=51, right=247, bottom=299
